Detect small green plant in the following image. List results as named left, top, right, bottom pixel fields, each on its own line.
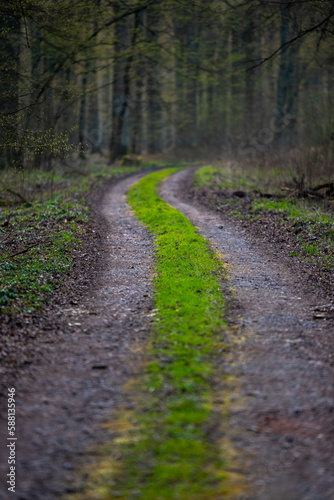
left=193, top=165, right=221, bottom=188
left=301, top=243, right=319, bottom=256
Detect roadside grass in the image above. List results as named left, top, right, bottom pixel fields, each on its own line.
left=251, top=198, right=334, bottom=224
left=0, top=162, right=143, bottom=207
left=193, top=166, right=334, bottom=273
left=193, top=164, right=287, bottom=194
left=250, top=199, right=334, bottom=270
left=0, top=162, right=151, bottom=315
left=77, top=169, right=233, bottom=499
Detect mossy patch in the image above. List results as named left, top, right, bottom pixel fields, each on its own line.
left=68, top=169, right=246, bottom=500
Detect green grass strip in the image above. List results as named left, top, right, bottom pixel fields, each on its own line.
left=99, top=169, right=229, bottom=499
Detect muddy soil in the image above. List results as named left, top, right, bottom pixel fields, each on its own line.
left=0, top=173, right=154, bottom=500
left=161, top=168, right=334, bottom=500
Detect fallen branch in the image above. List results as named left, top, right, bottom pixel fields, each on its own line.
left=312, top=182, right=334, bottom=192
left=302, top=189, right=325, bottom=199
left=4, top=188, right=28, bottom=204
left=281, top=186, right=325, bottom=199
left=8, top=241, right=46, bottom=258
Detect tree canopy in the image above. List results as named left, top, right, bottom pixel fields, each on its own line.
left=1, top=0, right=333, bottom=169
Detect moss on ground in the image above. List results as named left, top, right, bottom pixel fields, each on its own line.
left=71, top=169, right=240, bottom=500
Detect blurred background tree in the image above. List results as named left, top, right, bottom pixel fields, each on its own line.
left=0, top=0, right=333, bottom=179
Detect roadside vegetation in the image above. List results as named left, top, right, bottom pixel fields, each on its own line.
left=193, top=165, right=334, bottom=278
left=0, top=162, right=154, bottom=315
left=75, top=168, right=236, bottom=500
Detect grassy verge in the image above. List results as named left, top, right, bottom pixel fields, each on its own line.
left=193, top=164, right=288, bottom=194
left=76, top=169, right=234, bottom=499
left=193, top=166, right=334, bottom=274
left=127, top=169, right=228, bottom=497
left=0, top=162, right=149, bottom=315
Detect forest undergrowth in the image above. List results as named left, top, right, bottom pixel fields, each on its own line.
left=0, top=162, right=154, bottom=315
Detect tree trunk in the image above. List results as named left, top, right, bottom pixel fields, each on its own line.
left=0, top=8, right=22, bottom=168
left=244, top=18, right=255, bottom=136
left=185, top=6, right=198, bottom=148
left=78, top=62, right=89, bottom=157
left=131, top=10, right=144, bottom=154
left=88, top=0, right=101, bottom=154
left=109, top=9, right=140, bottom=164
left=277, top=4, right=300, bottom=147
left=146, top=7, right=162, bottom=154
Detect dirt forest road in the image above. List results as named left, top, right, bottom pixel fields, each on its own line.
left=161, top=169, right=334, bottom=500
left=0, top=168, right=333, bottom=500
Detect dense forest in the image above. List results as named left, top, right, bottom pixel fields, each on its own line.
left=1, top=0, right=334, bottom=176
left=1, top=3, right=334, bottom=498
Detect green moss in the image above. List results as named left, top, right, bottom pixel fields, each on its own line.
left=82, top=169, right=230, bottom=499
left=301, top=242, right=319, bottom=256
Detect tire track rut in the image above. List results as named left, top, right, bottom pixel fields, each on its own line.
left=0, top=173, right=153, bottom=500
left=161, top=168, right=334, bottom=500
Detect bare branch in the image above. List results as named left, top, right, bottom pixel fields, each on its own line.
left=247, top=11, right=334, bottom=71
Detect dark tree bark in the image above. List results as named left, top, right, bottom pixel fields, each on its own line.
left=88, top=63, right=101, bottom=154
left=131, top=19, right=144, bottom=155
left=88, top=0, right=101, bottom=154
left=0, top=8, right=22, bottom=168
left=174, top=2, right=198, bottom=149
left=129, top=7, right=145, bottom=155
left=146, top=6, right=162, bottom=154
left=174, top=15, right=185, bottom=149
left=185, top=5, right=198, bottom=148
left=30, top=26, right=43, bottom=169
left=78, top=62, right=89, bottom=157
left=109, top=8, right=141, bottom=164
left=244, top=18, right=255, bottom=136
left=276, top=3, right=300, bottom=146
